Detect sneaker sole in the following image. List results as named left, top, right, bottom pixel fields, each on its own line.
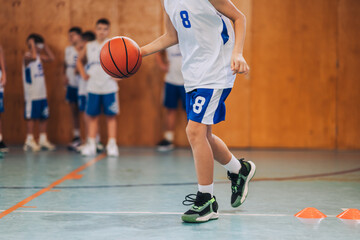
left=182, top=211, right=219, bottom=223
left=157, top=145, right=174, bottom=152
left=240, top=160, right=256, bottom=205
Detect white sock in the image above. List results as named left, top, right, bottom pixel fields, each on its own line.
left=39, top=133, right=47, bottom=143
left=108, top=138, right=116, bottom=146
left=26, top=134, right=34, bottom=142
left=164, top=131, right=174, bottom=142
left=88, top=137, right=96, bottom=146
left=223, top=155, right=241, bottom=174
left=73, top=129, right=80, bottom=138
left=0, top=134, right=3, bottom=142
left=198, top=183, right=214, bottom=196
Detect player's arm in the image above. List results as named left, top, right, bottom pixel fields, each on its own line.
left=24, top=38, right=37, bottom=66
left=0, top=45, right=7, bottom=86
left=141, top=10, right=178, bottom=57
left=155, top=50, right=169, bottom=72
left=209, top=0, right=249, bottom=74
left=76, top=44, right=89, bottom=80
left=40, top=43, right=55, bottom=62
left=63, top=50, right=69, bottom=85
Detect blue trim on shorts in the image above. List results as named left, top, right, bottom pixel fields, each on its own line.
left=86, top=92, right=119, bottom=117
left=24, top=99, right=49, bottom=120
left=66, top=86, right=79, bottom=103
left=163, top=82, right=186, bottom=110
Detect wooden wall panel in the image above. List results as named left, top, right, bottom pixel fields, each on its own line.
left=337, top=0, right=360, bottom=149
left=251, top=0, right=338, bottom=149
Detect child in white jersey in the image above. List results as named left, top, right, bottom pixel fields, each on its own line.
left=155, top=45, right=186, bottom=151
left=0, top=44, right=9, bottom=152
left=141, top=0, right=256, bottom=223
left=23, top=34, right=55, bottom=151
left=64, top=27, right=83, bottom=151
left=77, top=19, right=119, bottom=157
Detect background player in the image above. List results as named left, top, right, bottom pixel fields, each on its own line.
left=77, top=19, right=119, bottom=157
left=23, top=34, right=55, bottom=152
left=64, top=27, right=83, bottom=151
left=155, top=44, right=186, bottom=152
left=0, top=44, right=8, bottom=152
left=141, top=0, right=256, bottom=223
left=76, top=31, right=96, bottom=152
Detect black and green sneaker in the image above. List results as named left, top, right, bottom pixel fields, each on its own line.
left=181, top=191, right=219, bottom=223
left=227, top=158, right=256, bottom=208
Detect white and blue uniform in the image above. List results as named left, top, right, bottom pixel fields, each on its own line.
left=85, top=40, right=119, bottom=116
left=164, top=0, right=235, bottom=124
left=163, top=44, right=186, bottom=110
left=65, top=46, right=79, bottom=103
left=22, top=55, right=49, bottom=119
left=0, top=70, right=4, bottom=113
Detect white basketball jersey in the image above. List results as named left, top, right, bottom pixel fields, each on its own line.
left=22, top=55, right=47, bottom=101
left=165, top=44, right=184, bottom=86
left=164, top=0, right=236, bottom=92
left=86, top=40, right=118, bottom=94
left=65, top=45, right=79, bottom=87
left=0, top=70, right=3, bottom=92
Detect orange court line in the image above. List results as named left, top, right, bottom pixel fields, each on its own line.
left=0, top=153, right=107, bottom=220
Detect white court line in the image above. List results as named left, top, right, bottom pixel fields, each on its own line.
left=0, top=210, right=337, bottom=217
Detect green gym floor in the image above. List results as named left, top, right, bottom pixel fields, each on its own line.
left=0, top=148, right=359, bottom=240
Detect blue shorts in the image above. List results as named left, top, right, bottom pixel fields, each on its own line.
left=86, top=92, right=119, bottom=117
left=164, top=82, right=186, bottom=110
left=66, top=86, right=79, bottom=104
left=0, top=92, right=4, bottom=113
left=186, top=88, right=231, bottom=125
left=78, top=95, right=87, bottom=112
left=24, top=99, right=49, bottom=120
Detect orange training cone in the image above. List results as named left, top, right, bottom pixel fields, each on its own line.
left=295, top=207, right=327, bottom=219
left=336, top=209, right=360, bottom=220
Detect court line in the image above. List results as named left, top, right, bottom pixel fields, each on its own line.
left=0, top=153, right=107, bottom=220
left=0, top=209, right=338, bottom=218
left=1, top=166, right=359, bottom=190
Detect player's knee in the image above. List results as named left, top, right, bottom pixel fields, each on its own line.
left=186, top=124, right=202, bottom=143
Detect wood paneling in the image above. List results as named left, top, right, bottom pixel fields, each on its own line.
left=251, top=0, right=338, bottom=149
left=0, top=0, right=359, bottom=149
left=337, top=0, right=360, bottom=149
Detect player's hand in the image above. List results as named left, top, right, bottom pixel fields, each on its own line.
left=83, top=74, right=90, bottom=81
left=231, top=53, right=249, bottom=75
left=63, top=75, right=69, bottom=86
left=0, top=74, right=6, bottom=87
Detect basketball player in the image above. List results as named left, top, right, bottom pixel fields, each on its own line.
left=141, top=0, right=256, bottom=222
left=23, top=34, right=55, bottom=151
left=64, top=27, right=82, bottom=151
left=0, top=44, right=9, bottom=152
left=76, top=31, right=96, bottom=152
left=77, top=19, right=119, bottom=157
left=156, top=44, right=186, bottom=152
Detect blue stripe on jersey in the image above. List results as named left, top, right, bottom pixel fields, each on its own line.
left=25, top=68, right=32, bottom=84
left=221, top=18, right=229, bottom=45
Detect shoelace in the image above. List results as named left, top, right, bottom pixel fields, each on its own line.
left=182, top=194, right=198, bottom=206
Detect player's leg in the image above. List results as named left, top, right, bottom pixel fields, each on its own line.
left=66, top=86, right=81, bottom=150
left=81, top=93, right=100, bottom=156
left=24, top=100, right=40, bottom=152
left=0, top=93, right=8, bottom=152
left=204, top=88, right=256, bottom=208
left=181, top=89, right=220, bottom=223
left=157, top=82, right=178, bottom=151
left=103, top=92, right=119, bottom=157
left=38, top=99, right=55, bottom=150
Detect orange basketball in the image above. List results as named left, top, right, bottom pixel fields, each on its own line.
left=100, top=36, right=142, bottom=78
